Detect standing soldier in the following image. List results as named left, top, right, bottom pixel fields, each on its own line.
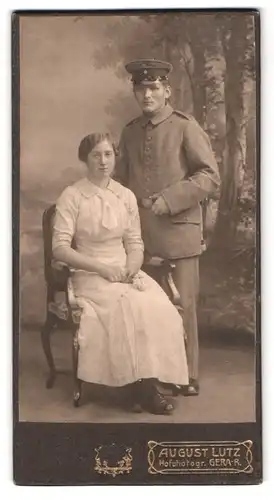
left=115, top=59, right=220, bottom=396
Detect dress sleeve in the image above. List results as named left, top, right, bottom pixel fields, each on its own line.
left=52, top=186, right=79, bottom=252
left=123, top=189, right=144, bottom=255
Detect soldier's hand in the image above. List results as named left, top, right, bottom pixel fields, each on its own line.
left=151, top=195, right=170, bottom=215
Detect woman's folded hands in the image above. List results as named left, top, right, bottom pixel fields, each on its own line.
left=96, top=261, right=141, bottom=284
left=96, top=263, right=127, bottom=282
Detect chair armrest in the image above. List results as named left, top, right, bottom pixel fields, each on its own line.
left=67, top=277, right=83, bottom=325
left=67, top=277, right=78, bottom=308
left=47, top=260, right=83, bottom=325
left=49, top=260, right=70, bottom=290
left=52, top=260, right=68, bottom=271
left=51, top=261, right=81, bottom=312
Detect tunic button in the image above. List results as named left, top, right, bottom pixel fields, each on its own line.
left=147, top=136, right=152, bottom=141
left=145, top=147, right=150, bottom=152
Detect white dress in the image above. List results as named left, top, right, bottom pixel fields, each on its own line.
left=52, top=177, right=188, bottom=387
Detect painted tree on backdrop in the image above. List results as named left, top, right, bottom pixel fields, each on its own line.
left=92, top=13, right=256, bottom=249
left=213, top=14, right=256, bottom=248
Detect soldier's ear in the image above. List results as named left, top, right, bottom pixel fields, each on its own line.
left=165, top=85, right=171, bottom=99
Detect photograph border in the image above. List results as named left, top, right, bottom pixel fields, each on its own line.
left=12, top=8, right=262, bottom=486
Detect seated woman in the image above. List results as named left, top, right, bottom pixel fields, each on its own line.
left=52, top=132, right=188, bottom=415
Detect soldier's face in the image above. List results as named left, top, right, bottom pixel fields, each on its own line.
left=134, top=81, right=171, bottom=115
left=86, top=140, right=115, bottom=180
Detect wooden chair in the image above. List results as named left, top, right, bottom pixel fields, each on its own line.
left=40, top=204, right=83, bottom=406
left=40, top=205, right=183, bottom=407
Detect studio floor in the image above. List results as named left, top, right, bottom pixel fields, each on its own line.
left=18, top=328, right=256, bottom=424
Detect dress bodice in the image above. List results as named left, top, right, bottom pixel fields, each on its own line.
left=52, top=177, right=144, bottom=267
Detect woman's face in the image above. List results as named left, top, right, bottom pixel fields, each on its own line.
left=86, top=139, right=115, bottom=180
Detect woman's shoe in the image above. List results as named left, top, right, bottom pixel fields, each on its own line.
left=148, top=391, right=174, bottom=415
left=141, top=381, right=174, bottom=415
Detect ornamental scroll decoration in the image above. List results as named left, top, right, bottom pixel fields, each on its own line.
left=94, top=444, right=133, bottom=477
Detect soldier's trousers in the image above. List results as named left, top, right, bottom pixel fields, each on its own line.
left=171, top=256, right=200, bottom=381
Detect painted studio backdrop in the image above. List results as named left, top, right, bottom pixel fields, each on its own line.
left=20, top=14, right=256, bottom=329
left=19, top=13, right=256, bottom=422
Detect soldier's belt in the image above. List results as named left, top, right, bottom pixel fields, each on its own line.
left=137, top=197, right=153, bottom=209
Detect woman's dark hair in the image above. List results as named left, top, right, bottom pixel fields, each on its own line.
left=78, top=133, right=117, bottom=163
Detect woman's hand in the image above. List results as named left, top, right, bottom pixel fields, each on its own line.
left=97, top=263, right=126, bottom=282
left=124, top=261, right=141, bottom=282
left=124, top=249, right=143, bottom=282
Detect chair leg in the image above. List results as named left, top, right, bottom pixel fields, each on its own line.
left=72, top=326, right=82, bottom=407
left=41, top=312, right=57, bottom=389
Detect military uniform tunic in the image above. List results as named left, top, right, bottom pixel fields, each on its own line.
left=115, top=103, right=220, bottom=381
left=115, top=104, right=220, bottom=259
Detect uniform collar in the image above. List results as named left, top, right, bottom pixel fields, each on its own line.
left=140, top=104, right=173, bottom=127
left=75, top=177, right=120, bottom=199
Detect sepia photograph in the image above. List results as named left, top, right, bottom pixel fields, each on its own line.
left=17, top=11, right=258, bottom=429
left=12, top=8, right=263, bottom=486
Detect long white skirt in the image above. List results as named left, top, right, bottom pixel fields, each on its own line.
left=73, top=270, right=189, bottom=387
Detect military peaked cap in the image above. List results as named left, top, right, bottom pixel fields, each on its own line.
left=125, top=59, right=173, bottom=84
